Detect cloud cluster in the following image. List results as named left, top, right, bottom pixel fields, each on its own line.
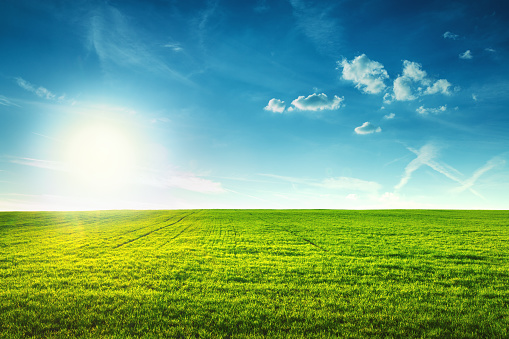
left=340, top=55, right=452, bottom=103
left=339, top=54, right=389, bottom=94
left=354, top=122, right=381, bottom=135
left=392, top=61, right=452, bottom=101
left=265, top=93, right=343, bottom=113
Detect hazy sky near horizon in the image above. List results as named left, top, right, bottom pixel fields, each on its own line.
left=1, top=0, right=508, bottom=210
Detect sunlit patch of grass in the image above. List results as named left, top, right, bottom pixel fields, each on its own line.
left=0, top=210, right=508, bottom=338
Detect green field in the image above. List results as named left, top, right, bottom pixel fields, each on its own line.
left=1, top=210, right=508, bottom=338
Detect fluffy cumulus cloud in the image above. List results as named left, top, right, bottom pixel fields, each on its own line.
left=339, top=54, right=389, bottom=94
left=392, top=61, right=452, bottom=101
left=443, top=31, right=459, bottom=40
left=424, top=79, right=452, bottom=95
left=290, top=93, right=343, bottom=111
left=384, top=112, right=395, bottom=119
left=264, top=98, right=286, bottom=113
left=416, top=105, right=447, bottom=115
left=354, top=121, right=381, bottom=135
left=459, top=50, right=473, bottom=60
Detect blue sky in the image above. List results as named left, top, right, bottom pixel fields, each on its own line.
left=1, top=0, right=508, bottom=210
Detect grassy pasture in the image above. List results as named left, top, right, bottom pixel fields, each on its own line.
left=0, top=209, right=508, bottom=338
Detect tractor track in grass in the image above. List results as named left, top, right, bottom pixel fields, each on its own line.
left=248, top=212, right=328, bottom=252
left=114, top=210, right=200, bottom=249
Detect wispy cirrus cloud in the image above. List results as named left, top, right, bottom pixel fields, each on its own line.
left=395, top=143, right=462, bottom=191
left=451, top=157, right=505, bottom=196
left=259, top=173, right=381, bottom=193
left=339, top=54, right=389, bottom=94
left=16, top=77, right=56, bottom=100
left=162, top=43, right=183, bottom=52
left=10, top=157, right=65, bottom=171
left=395, top=143, right=502, bottom=200
left=14, top=77, right=74, bottom=104
left=141, top=168, right=225, bottom=194
left=289, top=0, right=342, bottom=55
left=88, top=5, right=194, bottom=86
left=443, top=31, right=459, bottom=40
left=0, top=95, right=21, bottom=107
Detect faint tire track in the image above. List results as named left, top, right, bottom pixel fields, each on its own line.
left=113, top=210, right=200, bottom=249
left=248, top=212, right=328, bottom=252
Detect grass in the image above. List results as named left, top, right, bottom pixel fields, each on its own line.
left=0, top=209, right=508, bottom=338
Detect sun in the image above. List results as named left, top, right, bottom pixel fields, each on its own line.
left=66, top=124, right=136, bottom=188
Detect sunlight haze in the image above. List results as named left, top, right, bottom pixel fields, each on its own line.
left=0, top=0, right=508, bottom=210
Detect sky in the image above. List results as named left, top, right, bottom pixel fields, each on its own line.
left=1, top=0, right=508, bottom=210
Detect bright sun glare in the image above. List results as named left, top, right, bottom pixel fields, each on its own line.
left=67, top=124, right=135, bottom=188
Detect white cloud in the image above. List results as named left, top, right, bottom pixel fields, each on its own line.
left=15, top=77, right=64, bottom=102
left=392, top=61, right=452, bottom=101
left=393, top=76, right=416, bottom=101
left=16, top=77, right=35, bottom=92
left=35, top=87, right=56, bottom=100
left=384, top=112, right=395, bottom=119
left=339, top=54, right=389, bottom=94
left=163, top=43, right=183, bottom=52
left=395, top=143, right=477, bottom=196
left=485, top=48, right=496, bottom=53
left=264, top=98, right=286, bottom=113
left=382, top=93, right=393, bottom=104
left=395, top=144, right=438, bottom=190
left=424, top=79, right=452, bottom=95
left=451, top=157, right=505, bottom=196
left=416, top=105, right=447, bottom=115
left=291, top=93, right=344, bottom=111
left=402, top=60, right=429, bottom=83
left=472, top=94, right=478, bottom=101
left=443, top=31, right=459, bottom=40
left=354, top=121, right=381, bottom=135
left=459, top=50, right=473, bottom=60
